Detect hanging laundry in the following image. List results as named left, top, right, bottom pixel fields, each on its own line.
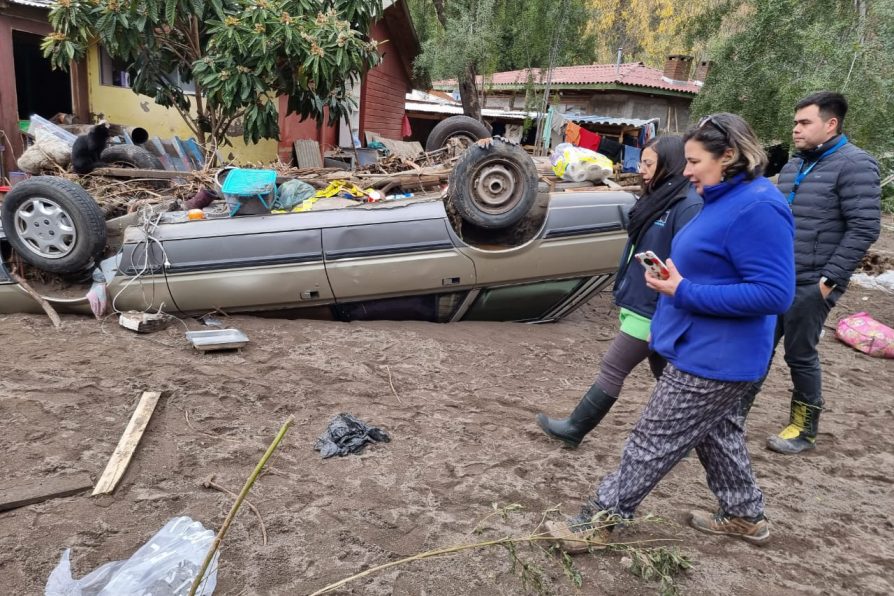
left=564, top=122, right=582, bottom=145
left=578, top=128, right=602, bottom=152
left=622, top=145, right=642, bottom=173
left=597, top=137, right=624, bottom=162
left=550, top=112, right=567, bottom=150
left=401, top=114, right=412, bottom=138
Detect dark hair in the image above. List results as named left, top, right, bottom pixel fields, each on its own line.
left=641, top=135, right=686, bottom=192
left=683, top=113, right=767, bottom=179
left=795, top=91, right=848, bottom=133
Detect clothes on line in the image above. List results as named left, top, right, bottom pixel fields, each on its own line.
left=564, top=122, right=582, bottom=146
left=622, top=145, right=641, bottom=173
left=578, top=128, right=602, bottom=152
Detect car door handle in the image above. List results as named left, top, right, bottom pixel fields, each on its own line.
left=300, top=290, right=320, bottom=300
left=442, top=277, right=461, bottom=286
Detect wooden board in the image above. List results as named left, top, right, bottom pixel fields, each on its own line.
left=294, top=139, right=323, bottom=168
left=92, top=167, right=186, bottom=179
left=0, top=473, right=93, bottom=512
left=92, top=391, right=162, bottom=495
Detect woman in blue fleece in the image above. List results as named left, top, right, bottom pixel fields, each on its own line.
left=536, top=135, right=702, bottom=448
left=547, top=113, right=795, bottom=550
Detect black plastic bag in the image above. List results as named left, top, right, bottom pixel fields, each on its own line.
left=314, top=413, right=390, bottom=458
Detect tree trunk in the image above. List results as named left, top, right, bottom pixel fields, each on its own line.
left=458, top=63, right=482, bottom=121
left=432, top=0, right=447, bottom=26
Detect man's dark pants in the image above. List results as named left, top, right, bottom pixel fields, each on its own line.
left=741, top=283, right=838, bottom=417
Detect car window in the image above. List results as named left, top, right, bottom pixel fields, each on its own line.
left=334, top=292, right=467, bottom=323
left=461, top=278, right=587, bottom=322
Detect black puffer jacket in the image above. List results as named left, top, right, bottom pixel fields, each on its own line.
left=776, top=139, right=881, bottom=288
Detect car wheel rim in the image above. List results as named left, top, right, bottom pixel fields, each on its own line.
left=13, top=197, right=78, bottom=259
left=470, top=159, right=523, bottom=214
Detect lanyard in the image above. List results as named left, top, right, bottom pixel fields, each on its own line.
left=787, top=135, right=847, bottom=204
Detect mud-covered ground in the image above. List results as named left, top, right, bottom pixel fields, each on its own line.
left=1, top=217, right=893, bottom=596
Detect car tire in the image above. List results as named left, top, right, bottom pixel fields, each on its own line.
left=448, top=138, right=538, bottom=229
left=0, top=176, right=107, bottom=275
left=425, top=115, right=491, bottom=152
left=101, top=144, right=165, bottom=170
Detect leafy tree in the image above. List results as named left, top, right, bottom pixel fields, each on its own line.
left=409, top=0, right=599, bottom=120
left=42, top=0, right=383, bottom=150
left=585, top=0, right=708, bottom=67
left=690, top=0, right=894, bottom=161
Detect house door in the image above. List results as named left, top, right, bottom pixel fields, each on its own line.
left=12, top=31, right=72, bottom=120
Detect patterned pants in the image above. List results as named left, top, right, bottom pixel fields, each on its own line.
left=594, top=364, right=764, bottom=519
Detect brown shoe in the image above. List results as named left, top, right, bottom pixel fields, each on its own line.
left=544, top=520, right=612, bottom=554
left=689, top=510, right=770, bottom=545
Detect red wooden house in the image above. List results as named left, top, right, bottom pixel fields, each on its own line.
left=277, top=0, right=421, bottom=164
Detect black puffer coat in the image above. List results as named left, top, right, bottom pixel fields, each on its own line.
left=776, top=139, right=881, bottom=288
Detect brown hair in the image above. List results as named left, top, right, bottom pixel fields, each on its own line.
left=684, top=113, right=767, bottom=179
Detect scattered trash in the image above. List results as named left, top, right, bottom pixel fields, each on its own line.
left=198, top=314, right=223, bottom=327
left=118, top=311, right=176, bottom=333
left=45, top=516, right=218, bottom=596
left=836, top=312, right=894, bottom=358
left=550, top=142, right=614, bottom=182
left=314, top=413, right=390, bottom=459
left=185, top=328, right=249, bottom=351
left=274, top=179, right=316, bottom=210
left=183, top=188, right=218, bottom=210
left=850, top=271, right=894, bottom=293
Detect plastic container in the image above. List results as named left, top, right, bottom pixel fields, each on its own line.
left=220, top=168, right=277, bottom=216
left=27, top=114, right=78, bottom=146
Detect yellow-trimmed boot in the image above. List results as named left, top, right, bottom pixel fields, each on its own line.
left=767, top=400, right=821, bottom=454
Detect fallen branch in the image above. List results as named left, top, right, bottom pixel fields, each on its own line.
left=385, top=365, right=402, bottom=404
left=10, top=267, right=62, bottom=328
left=188, top=415, right=295, bottom=596
left=201, top=474, right=267, bottom=546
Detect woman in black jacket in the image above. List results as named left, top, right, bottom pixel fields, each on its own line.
left=536, top=135, right=702, bottom=448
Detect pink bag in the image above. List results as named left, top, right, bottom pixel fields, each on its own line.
left=835, top=312, right=894, bottom=359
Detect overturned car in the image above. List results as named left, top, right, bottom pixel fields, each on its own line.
left=0, top=139, right=635, bottom=323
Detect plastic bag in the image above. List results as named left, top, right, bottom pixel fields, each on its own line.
left=314, top=413, right=390, bottom=458
left=550, top=142, right=613, bottom=182
left=45, top=516, right=218, bottom=596
left=274, top=179, right=316, bottom=210
left=835, top=311, right=894, bottom=359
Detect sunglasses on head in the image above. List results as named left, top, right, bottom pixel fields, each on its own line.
left=697, top=115, right=729, bottom=140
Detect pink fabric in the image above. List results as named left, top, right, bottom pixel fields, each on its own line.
left=401, top=114, right=412, bottom=138
left=835, top=311, right=894, bottom=359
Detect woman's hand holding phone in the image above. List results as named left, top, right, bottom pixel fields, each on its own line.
left=640, top=255, right=684, bottom=297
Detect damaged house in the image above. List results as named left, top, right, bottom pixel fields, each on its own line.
left=0, top=0, right=421, bottom=177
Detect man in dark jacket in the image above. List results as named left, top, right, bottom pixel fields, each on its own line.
left=762, top=91, right=881, bottom=454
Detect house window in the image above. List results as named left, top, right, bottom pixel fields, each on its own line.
left=98, top=47, right=195, bottom=94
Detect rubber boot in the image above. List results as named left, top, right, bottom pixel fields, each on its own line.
left=536, top=385, right=617, bottom=449
left=766, top=400, right=821, bottom=454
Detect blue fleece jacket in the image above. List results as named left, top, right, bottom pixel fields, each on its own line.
left=650, top=174, right=795, bottom=382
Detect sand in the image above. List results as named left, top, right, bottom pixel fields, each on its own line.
left=1, top=216, right=893, bottom=595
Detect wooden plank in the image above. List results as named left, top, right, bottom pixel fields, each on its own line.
left=294, top=139, right=323, bottom=168
left=92, top=391, right=162, bottom=496
left=0, top=473, right=94, bottom=512
left=92, top=167, right=186, bottom=179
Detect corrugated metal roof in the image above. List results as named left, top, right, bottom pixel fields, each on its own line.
left=406, top=102, right=658, bottom=129
left=405, top=102, right=538, bottom=121
left=6, top=0, right=55, bottom=7
left=567, top=115, right=659, bottom=128
left=434, top=62, right=700, bottom=95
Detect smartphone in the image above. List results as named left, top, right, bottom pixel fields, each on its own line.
left=634, top=250, right=670, bottom=280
